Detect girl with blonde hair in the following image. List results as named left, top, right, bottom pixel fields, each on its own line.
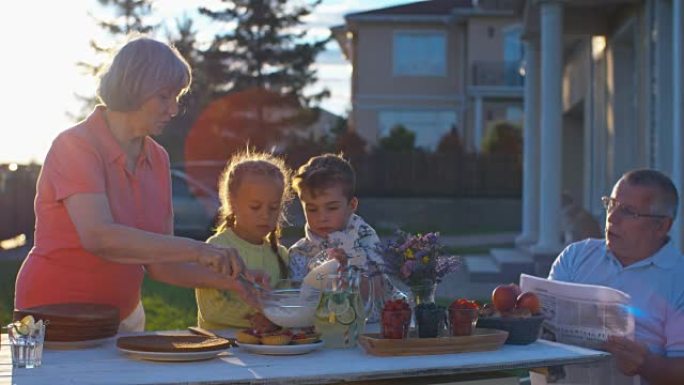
left=196, top=150, right=292, bottom=329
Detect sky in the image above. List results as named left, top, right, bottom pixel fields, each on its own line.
left=0, top=0, right=413, bottom=165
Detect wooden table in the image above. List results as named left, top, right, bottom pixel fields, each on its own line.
left=0, top=331, right=609, bottom=385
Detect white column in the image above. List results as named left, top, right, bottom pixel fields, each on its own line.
left=532, top=1, right=564, bottom=255
left=516, top=41, right=540, bottom=246
left=673, top=0, right=683, bottom=251
left=474, top=96, right=484, bottom=152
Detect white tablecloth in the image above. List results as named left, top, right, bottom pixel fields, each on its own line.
left=0, top=331, right=609, bottom=385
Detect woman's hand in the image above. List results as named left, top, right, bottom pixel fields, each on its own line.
left=230, top=278, right=261, bottom=308
left=196, top=244, right=245, bottom=279
left=245, top=269, right=272, bottom=290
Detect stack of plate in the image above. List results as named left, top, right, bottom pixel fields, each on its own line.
left=14, top=303, right=120, bottom=342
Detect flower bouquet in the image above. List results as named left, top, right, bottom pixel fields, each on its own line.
left=379, top=230, right=462, bottom=305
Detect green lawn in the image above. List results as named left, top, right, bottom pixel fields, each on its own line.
left=1, top=259, right=197, bottom=331
left=0, top=260, right=19, bottom=326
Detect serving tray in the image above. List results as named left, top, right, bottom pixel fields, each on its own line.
left=358, top=328, right=508, bottom=356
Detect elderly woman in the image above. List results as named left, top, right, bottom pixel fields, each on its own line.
left=14, top=36, right=257, bottom=332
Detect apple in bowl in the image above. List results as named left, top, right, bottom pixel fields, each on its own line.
left=516, top=291, right=541, bottom=315
left=491, top=284, right=521, bottom=312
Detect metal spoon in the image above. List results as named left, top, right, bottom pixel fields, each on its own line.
left=238, top=273, right=268, bottom=293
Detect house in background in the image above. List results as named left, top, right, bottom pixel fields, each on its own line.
left=332, top=0, right=524, bottom=152
left=468, top=0, right=684, bottom=283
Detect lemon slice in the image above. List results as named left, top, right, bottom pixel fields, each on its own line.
left=327, top=293, right=350, bottom=314
left=15, top=315, right=35, bottom=335
left=335, top=306, right=357, bottom=326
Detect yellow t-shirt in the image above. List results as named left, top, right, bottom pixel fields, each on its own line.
left=195, top=228, right=289, bottom=329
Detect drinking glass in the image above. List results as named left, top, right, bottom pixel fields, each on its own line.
left=7, top=322, right=46, bottom=368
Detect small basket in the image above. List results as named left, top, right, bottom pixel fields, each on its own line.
left=476, top=314, right=545, bottom=345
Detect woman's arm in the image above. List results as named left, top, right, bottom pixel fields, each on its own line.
left=64, top=193, right=243, bottom=276
left=146, top=262, right=260, bottom=307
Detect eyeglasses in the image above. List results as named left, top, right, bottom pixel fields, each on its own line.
left=601, top=196, right=669, bottom=220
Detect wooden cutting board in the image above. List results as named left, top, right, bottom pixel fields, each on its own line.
left=116, top=335, right=232, bottom=353
left=358, top=328, right=508, bottom=356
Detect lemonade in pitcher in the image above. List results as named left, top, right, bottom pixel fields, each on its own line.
left=311, top=268, right=368, bottom=348
left=315, top=289, right=365, bottom=348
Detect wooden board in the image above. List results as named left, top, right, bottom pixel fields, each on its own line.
left=358, top=328, right=508, bottom=356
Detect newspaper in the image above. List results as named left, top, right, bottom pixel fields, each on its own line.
left=519, top=274, right=639, bottom=385
left=520, top=273, right=634, bottom=348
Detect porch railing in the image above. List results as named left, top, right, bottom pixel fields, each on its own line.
left=472, top=61, right=524, bottom=87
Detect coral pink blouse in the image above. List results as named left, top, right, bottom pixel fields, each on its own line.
left=15, top=106, right=173, bottom=320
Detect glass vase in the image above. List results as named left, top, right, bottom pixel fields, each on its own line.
left=409, top=279, right=437, bottom=306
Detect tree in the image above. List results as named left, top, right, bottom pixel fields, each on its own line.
left=336, top=130, right=367, bottom=161
left=196, top=0, right=331, bottom=152
left=481, top=120, right=523, bottom=157
left=436, top=125, right=464, bottom=155
left=199, top=0, right=330, bottom=102
left=156, top=16, right=209, bottom=164
left=71, top=0, right=156, bottom=121
left=378, top=125, right=416, bottom=152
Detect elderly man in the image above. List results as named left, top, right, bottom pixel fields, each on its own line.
left=548, top=169, right=684, bottom=385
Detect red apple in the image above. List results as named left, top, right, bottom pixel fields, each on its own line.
left=492, top=284, right=519, bottom=312
left=516, top=291, right=541, bottom=314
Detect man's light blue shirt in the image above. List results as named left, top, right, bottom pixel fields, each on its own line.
left=548, top=238, right=684, bottom=357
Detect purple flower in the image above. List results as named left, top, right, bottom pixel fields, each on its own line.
left=379, top=228, right=462, bottom=285
left=401, top=260, right=417, bottom=278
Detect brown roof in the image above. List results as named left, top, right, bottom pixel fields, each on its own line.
left=347, top=0, right=474, bottom=18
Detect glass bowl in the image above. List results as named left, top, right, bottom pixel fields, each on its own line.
left=259, top=280, right=320, bottom=328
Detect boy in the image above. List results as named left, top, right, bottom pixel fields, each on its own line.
left=288, top=154, right=393, bottom=321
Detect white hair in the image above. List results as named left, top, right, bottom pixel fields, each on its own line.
left=97, top=35, right=191, bottom=112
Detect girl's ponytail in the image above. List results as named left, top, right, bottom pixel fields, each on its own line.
left=268, top=228, right=287, bottom=279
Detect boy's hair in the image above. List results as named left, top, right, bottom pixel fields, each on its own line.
left=216, top=149, right=293, bottom=278
left=292, top=153, right=356, bottom=200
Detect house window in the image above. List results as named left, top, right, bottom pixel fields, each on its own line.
left=393, top=31, right=446, bottom=76
left=487, top=26, right=495, bottom=38
left=378, top=110, right=458, bottom=150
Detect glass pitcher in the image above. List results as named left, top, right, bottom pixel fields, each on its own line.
left=312, top=267, right=370, bottom=348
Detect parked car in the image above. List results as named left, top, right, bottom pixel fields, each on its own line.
left=170, top=169, right=220, bottom=240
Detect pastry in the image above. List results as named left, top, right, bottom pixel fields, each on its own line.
left=260, top=331, right=292, bottom=345
left=235, top=329, right=261, bottom=345
left=291, top=330, right=321, bottom=345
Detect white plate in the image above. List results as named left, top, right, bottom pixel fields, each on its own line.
left=45, top=336, right=115, bottom=350
left=117, top=347, right=230, bottom=362
left=239, top=341, right=324, bottom=355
